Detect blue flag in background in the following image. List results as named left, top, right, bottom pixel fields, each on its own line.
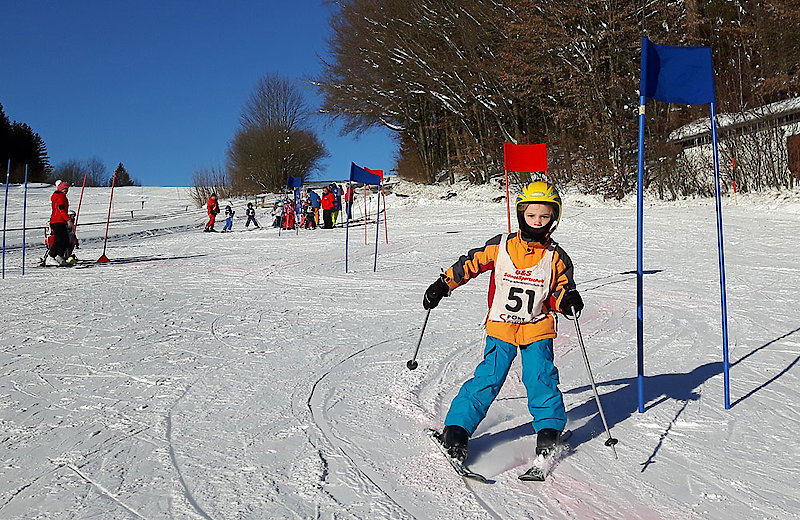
left=641, top=37, right=715, bottom=105
left=286, top=176, right=302, bottom=188
left=350, top=163, right=381, bottom=185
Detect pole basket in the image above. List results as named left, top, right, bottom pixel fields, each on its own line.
left=97, top=254, right=110, bottom=263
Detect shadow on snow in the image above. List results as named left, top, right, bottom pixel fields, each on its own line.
left=75, top=253, right=207, bottom=267
left=467, top=325, right=800, bottom=472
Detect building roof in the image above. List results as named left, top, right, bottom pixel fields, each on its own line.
left=670, top=97, right=800, bottom=144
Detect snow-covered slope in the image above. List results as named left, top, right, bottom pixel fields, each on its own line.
left=1, top=182, right=798, bottom=519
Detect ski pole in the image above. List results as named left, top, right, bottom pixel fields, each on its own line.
left=407, top=309, right=431, bottom=370
left=571, top=307, right=619, bottom=459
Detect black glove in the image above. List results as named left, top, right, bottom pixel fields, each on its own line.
left=561, top=290, right=584, bottom=316
left=423, top=277, right=450, bottom=310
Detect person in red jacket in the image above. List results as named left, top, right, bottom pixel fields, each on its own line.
left=205, top=194, right=220, bottom=232
left=321, top=187, right=335, bottom=229
left=47, top=181, right=71, bottom=266
left=344, top=183, right=354, bottom=220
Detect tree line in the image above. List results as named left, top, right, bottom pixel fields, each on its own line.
left=1, top=102, right=50, bottom=183
left=316, top=0, right=800, bottom=198
left=2, top=102, right=140, bottom=188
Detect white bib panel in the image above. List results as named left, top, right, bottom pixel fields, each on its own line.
left=487, top=237, right=554, bottom=325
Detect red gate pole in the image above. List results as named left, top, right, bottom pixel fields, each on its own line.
left=97, top=172, right=116, bottom=262
left=381, top=184, right=388, bottom=244
left=504, top=167, right=511, bottom=233
left=74, top=173, right=87, bottom=229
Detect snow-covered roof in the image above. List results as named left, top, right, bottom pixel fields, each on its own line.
left=670, top=97, right=800, bottom=143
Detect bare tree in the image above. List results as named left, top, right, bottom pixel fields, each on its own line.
left=320, top=0, right=800, bottom=196
left=190, top=166, right=231, bottom=207
left=228, top=74, right=328, bottom=192
left=51, top=156, right=110, bottom=187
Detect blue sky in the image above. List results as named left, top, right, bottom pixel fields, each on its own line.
left=0, top=1, right=397, bottom=186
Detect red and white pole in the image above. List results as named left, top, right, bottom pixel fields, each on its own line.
left=75, top=173, right=87, bottom=229
left=97, top=172, right=116, bottom=262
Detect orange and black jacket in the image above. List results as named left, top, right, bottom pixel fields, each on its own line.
left=441, top=231, right=577, bottom=346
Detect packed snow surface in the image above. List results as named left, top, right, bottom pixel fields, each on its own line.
left=2, top=182, right=799, bottom=519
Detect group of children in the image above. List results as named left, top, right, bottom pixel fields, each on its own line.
left=270, top=183, right=352, bottom=231
left=222, top=202, right=260, bottom=232
left=270, top=195, right=319, bottom=230
left=204, top=193, right=261, bottom=233
left=221, top=203, right=260, bottom=232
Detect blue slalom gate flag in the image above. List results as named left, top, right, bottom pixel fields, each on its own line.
left=346, top=162, right=383, bottom=273
left=286, top=176, right=302, bottom=188
left=637, top=37, right=730, bottom=412
left=641, top=37, right=715, bottom=105
left=350, top=163, right=381, bottom=186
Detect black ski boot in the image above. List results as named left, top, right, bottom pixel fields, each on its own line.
left=440, top=425, right=469, bottom=463
left=536, top=428, right=562, bottom=456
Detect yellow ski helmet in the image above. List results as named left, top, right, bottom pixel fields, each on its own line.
left=515, top=181, right=562, bottom=231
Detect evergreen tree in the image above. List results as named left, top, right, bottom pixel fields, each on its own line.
left=0, top=102, right=51, bottom=182
left=112, top=162, right=138, bottom=186
left=0, top=103, right=11, bottom=172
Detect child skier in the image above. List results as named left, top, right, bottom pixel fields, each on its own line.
left=272, top=200, right=283, bottom=228
left=245, top=202, right=260, bottom=228
left=65, top=210, right=79, bottom=264
left=282, top=197, right=296, bottom=230
left=303, top=198, right=316, bottom=229
left=222, top=205, right=235, bottom=232
left=422, top=181, right=584, bottom=464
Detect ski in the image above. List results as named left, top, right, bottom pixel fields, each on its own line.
left=426, top=428, right=487, bottom=484
left=518, top=430, right=572, bottom=482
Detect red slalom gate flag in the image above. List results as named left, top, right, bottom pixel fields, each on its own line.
left=365, top=167, right=384, bottom=179
left=503, top=143, right=547, bottom=173
left=502, top=142, right=547, bottom=231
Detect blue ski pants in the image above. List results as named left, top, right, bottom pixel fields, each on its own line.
left=444, top=336, right=566, bottom=435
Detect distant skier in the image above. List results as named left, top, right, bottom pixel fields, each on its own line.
left=422, top=181, right=583, bottom=465
left=282, top=197, right=296, bottom=230
left=271, top=200, right=283, bottom=228
left=244, top=202, right=260, bottom=228
left=321, top=187, right=335, bottom=229
left=330, top=184, right=342, bottom=226
left=307, top=189, right=321, bottom=227
left=65, top=210, right=79, bottom=264
left=344, top=183, right=354, bottom=220
left=302, top=197, right=316, bottom=229
left=46, top=181, right=71, bottom=266
left=205, top=193, right=220, bottom=232
left=222, top=205, right=235, bottom=232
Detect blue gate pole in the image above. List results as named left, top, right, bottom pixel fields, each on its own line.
left=710, top=102, right=731, bottom=409
left=345, top=181, right=352, bottom=273
left=636, top=95, right=647, bottom=413
left=2, top=160, right=10, bottom=280
left=22, top=165, right=29, bottom=275
left=373, top=187, right=381, bottom=272
left=296, top=187, right=300, bottom=236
